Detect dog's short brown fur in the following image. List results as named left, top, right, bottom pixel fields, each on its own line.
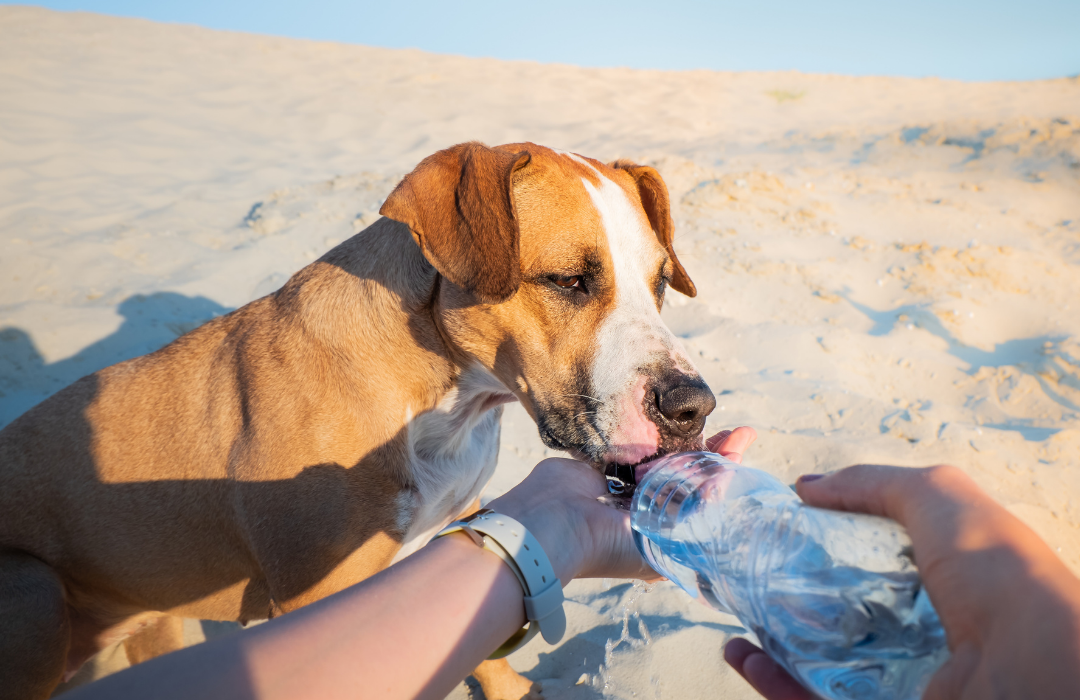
left=0, top=142, right=714, bottom=699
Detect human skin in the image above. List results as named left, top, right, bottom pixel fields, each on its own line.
left=724, top=464, right=1080, bottom=700
left=62, top=429, right=757, bottom=700
left=57, top=433, right=1080, bottom=700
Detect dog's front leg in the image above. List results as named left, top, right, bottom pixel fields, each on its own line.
left=0, top=549, right=69, bottom=700
left=471, top=658, right=543, bottom=700
left=122, top=614, right=185, bottom=666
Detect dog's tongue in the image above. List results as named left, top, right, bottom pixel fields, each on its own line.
left=633, top=455, right=667, bottom=484
left=601, top=450, right=714, bottom=510
left=602, top=453, right=672, bottom=499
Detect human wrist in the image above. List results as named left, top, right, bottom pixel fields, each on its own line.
left=482, top=495, right=586, bottom=584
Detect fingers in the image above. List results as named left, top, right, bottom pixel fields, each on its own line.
left=794, top=464, right=909, bottom=522
left=707, top=426, right=757, bottom=464
left=705, top=430, right=731, bottom=452
left=724, top=639, right=814, bottom=700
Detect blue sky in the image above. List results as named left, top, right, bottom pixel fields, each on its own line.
left=11, top=0, right=1080, bottom=81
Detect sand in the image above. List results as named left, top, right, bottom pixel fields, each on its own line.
left=1, top=6, right=1079, bottom=699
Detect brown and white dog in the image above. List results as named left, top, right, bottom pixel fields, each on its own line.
left=0, top=142, right=714, bottom=700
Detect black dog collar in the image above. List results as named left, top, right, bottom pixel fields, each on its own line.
left=604, top=462, right=638, bottom=496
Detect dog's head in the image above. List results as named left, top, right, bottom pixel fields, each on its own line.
left=381, top=141, right=714, bottom=471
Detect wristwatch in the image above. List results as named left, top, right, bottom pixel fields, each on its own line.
left=433, top=509, right=567, bottom=658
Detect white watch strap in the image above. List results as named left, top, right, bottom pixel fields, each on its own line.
left=467, top=511, right=567, bottom=644
left=434, top=509, right=567, bottom=657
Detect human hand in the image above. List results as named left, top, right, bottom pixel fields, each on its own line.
left=724, top=464, right=1080, bottom=700
left=704, top=427, right=756, bottom=463
left=487, top=426, right=758, bottom=583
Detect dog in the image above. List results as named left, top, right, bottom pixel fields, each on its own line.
left=0, top=141, right=715, bottom=700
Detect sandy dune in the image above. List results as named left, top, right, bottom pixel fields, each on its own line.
left=2, top=6, right=1079, bottom=699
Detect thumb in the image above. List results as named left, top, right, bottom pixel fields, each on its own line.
left=795, top=463, right=984, bottom=545
left=794, top=464, right=915, bottom=526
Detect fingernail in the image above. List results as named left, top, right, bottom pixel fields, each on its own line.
left=797, top=473, right=824, bottom=483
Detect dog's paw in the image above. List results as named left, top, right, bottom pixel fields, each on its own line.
left=477, top=676, right=542, bottom=700
left=471, top=658, right=543, bottom=700
left=484, top=681, right=543, bottom=700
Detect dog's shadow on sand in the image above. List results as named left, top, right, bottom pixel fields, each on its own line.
left=0, top=292, right=231, bottom=429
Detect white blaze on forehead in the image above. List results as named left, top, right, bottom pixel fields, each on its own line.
left=575, top=171, right=661, bottom=319
left=567, top=156, right=699, bottom=464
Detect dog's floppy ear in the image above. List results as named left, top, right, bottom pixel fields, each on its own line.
left=380, top=141, right=531, bottom=304
left=611, top=161, right=697, bottom=297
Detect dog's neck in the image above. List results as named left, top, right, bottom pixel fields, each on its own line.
left=281, top=217, right=461, bottom=411
left=275, top=217, right=515, bottom=485
left=288, top=218, right=520, bottom=544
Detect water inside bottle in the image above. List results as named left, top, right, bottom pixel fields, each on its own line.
left=633, top=487, right=949, bottom=700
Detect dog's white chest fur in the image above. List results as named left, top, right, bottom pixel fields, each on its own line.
left=391, top=365, right=514, bottom=563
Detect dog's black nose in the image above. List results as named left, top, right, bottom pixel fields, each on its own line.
left=656, top=379, right=716, bottom=438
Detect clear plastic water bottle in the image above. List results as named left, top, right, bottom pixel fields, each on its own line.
left=630, top=452, right=949, bottom=700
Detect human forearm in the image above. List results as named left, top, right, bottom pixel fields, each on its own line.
left=65, top=433, right=757, bottom=700
left=240, top=533, right=530, bottom=700
left=67, top=535, right=530, bottom=700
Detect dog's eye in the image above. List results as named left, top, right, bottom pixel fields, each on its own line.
left=657, top=275, right=670, bottom=297
left=551, top=275, right=583, bottom=289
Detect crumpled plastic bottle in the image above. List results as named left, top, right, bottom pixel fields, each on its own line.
left=630, top=451, right=949, bottom=700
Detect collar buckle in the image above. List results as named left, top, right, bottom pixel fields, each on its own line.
left=604, top=462, right=637, bottom=496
